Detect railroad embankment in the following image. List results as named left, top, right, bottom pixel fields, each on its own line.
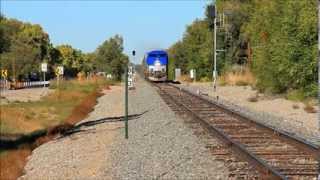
left=177, top=82, right=319, bottom=146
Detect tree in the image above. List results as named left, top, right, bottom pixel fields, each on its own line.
left=0, top=16, right=50, bottom=81
left=242, top=0, right=317, bottom=95
left=168, top=19, right=213, bottom=80
left=55, top=44, right=95, bottom=77
left=0, top=15, right=128, bottom=81
left=94, top=35, right=128, bottom=80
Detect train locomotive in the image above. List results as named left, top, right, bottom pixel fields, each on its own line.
left=144, top=50, right=168, bottom=82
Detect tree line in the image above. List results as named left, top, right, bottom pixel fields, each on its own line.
left=0, top=15, right=128, bottom=81
left=167, top=0, right=317, bottom=97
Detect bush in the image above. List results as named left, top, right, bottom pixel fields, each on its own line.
left=303, top=83, right=318, bottom=98
left=244, top=0, right=317, bottom=96
left=235, top=80, right=249, bottom=86
left=286, top=89, right=305, bottom=102
left=200, top=76, right=211, bottom=82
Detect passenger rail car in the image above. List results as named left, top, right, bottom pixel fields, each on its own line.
left=144, top=50, right=168, bottom=82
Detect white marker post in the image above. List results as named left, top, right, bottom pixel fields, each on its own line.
left=175, top=68, right=181, bottom=82
left=55, top=66, right=64, bottom=87
left=41, top=63, right=47, bottom=88
left=1, top=69, right=8, bottom=92
left=190, top=69, right=196, bottom=83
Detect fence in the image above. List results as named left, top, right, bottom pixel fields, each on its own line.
left=0, top=80, right=50, bottom=90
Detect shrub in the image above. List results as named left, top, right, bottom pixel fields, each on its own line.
left=200, top=76, right=211, bottom=82
left=303, top=83, right=318, bottom=98
left=235, top=80, right=249, bottom=86
left=218, top=77, right=227, bottom=86
left=286, top=89, right=305, bottom=102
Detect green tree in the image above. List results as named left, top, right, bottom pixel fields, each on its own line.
left=0, top=16, right=50, bottom=80
left=56, top=45, right=87, bottom=77
left=168, top=19, right=213, bottom=80
left=242, top=0, right=317, bottom=95
left=94, top=35, right=128, bottom=80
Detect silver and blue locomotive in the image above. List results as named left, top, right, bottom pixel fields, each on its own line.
left=144, top=50, right=168, bottom=82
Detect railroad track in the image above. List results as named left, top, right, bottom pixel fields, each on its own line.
left=153, top=82, right=320, bottom=180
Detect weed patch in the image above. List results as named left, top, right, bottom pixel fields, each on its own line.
left=286, top=89, right=305, bottom=102
left=221, top=66, right=255, bottom=86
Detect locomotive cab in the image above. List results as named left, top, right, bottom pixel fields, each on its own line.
left=144, top=50, right=168, bottom=82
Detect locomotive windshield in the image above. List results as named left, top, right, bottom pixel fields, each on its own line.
left=146, top=51, right=168, bottom=65
left=144, top=50, right=169, bottom=82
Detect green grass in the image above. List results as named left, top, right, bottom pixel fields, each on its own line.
left=0, top=150, right=8, bottom=157
left=0, top=122, right=18, bottom=134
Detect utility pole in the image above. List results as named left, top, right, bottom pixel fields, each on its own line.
left=208, top=4, right=217, bottom=92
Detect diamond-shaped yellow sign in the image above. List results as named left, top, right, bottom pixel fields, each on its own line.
left=1, top=70, right=8, bottom=78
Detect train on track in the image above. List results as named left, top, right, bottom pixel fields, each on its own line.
left=143, top=50, right=168, bottom=82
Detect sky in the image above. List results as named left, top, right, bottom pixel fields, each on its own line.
left=1, top=0, right=211, bottom=64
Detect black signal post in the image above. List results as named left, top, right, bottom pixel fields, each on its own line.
left=125, top=65, right=128, bottom=139
left=124, top=50, right=136, bottom=139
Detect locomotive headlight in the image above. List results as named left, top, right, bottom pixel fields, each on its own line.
left=154, top=60, right=161, bottom=66
left=154, top=59, right=161, bottom=71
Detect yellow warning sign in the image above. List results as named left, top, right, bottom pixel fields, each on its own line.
left=55, top=66, right=64, bottom=76
left=1, top=69, right=8, bottom=78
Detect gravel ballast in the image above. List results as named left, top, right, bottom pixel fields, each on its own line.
left=107, top=78, right=227, bottom=179
left=20, top=78, right=228, bottom=179
left=176, top=83, right=320, bottom=146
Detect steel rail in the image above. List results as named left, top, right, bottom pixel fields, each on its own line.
left=168, top=83, right=320, bottom=158
left=154, top=83, right=285, bottom=179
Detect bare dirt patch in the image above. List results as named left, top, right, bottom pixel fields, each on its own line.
left=0, top=148, right=31, bottom=180
left=0, top=88, right=53, bottom=105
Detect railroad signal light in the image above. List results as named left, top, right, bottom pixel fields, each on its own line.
left=208, top=5, right=216, bottom=19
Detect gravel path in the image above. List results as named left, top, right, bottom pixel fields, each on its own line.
left=0, top=88, right=53, bottom=105
left=176, top=82, right=320, bottom=146
left=107, top=77, right=227, bottom=179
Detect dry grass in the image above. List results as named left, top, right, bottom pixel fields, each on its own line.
left=177, top=75, right=193, bottom=83
left=219, top=67, right=255, bottom=86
